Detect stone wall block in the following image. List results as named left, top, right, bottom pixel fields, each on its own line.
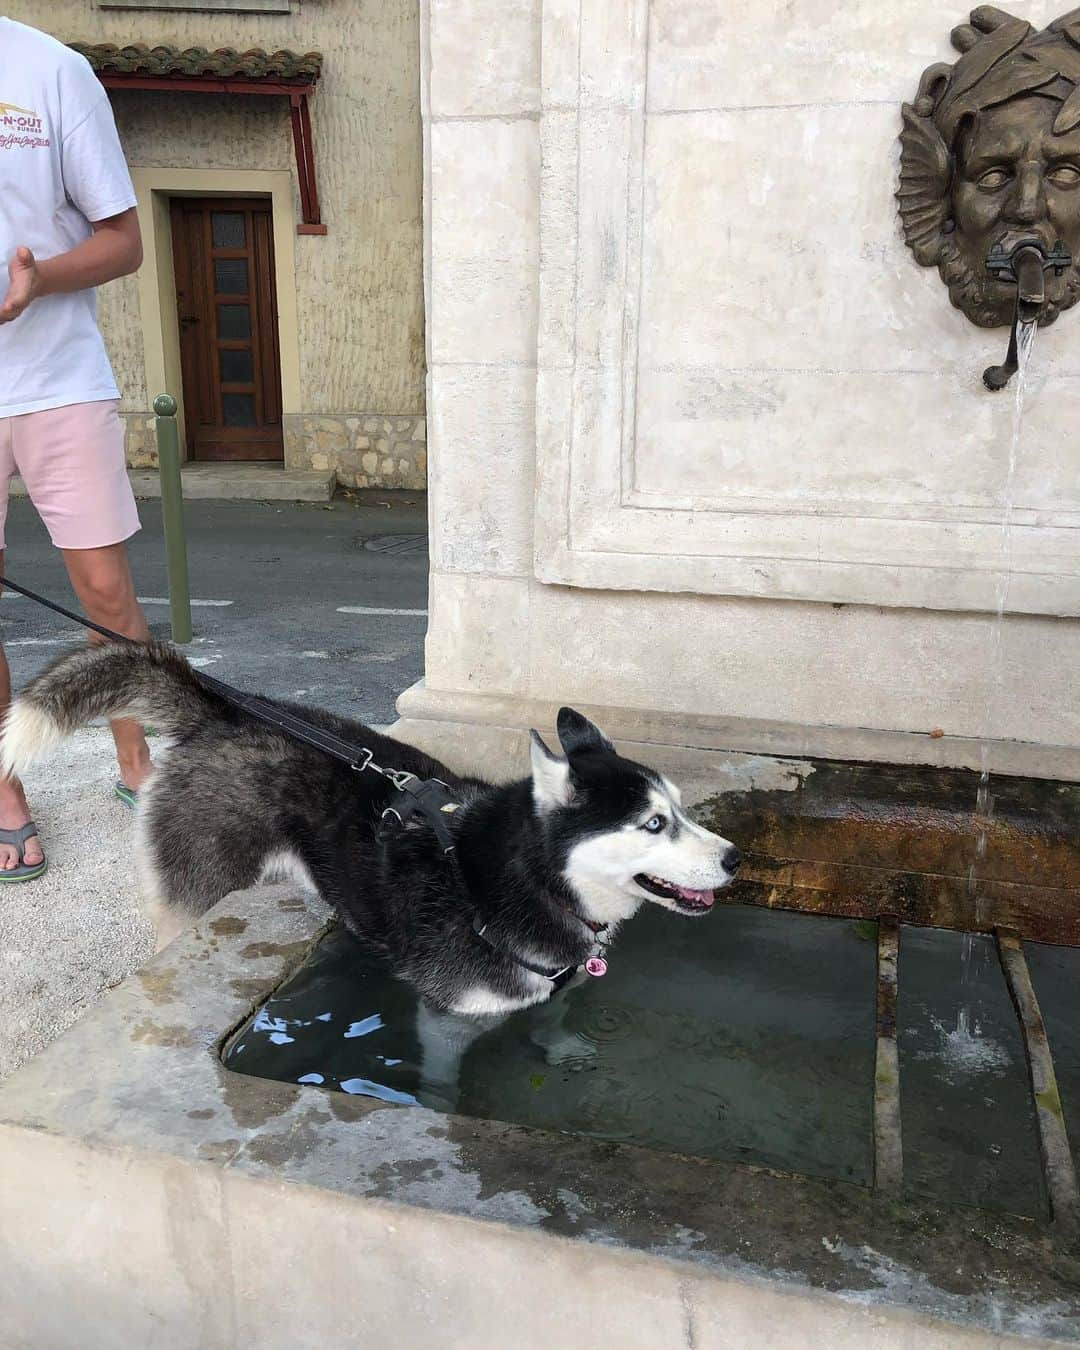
left=430, top=119, right=540, bottom=366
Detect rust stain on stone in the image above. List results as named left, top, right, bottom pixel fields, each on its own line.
left=369, top=1158, right=445, bottom=1193
left=697, top=761, right=1080, bottom=945
left=197, top=1138, right=241, bottom=1164
left=240, top=940, right=310, bottom=961
left=325, top=1092, right=384, bottom=1125
left=210, top=916, right=248, bottom=936
left=230, top=978, right=273, bottom=1002
left=130, top=1019, right=194, bottom=1048
left=219, top=1069, right=299, bottom=1129
left=136, top=967, right=179, bottom=1005
left=243, top=1107, right=336, bottom=1167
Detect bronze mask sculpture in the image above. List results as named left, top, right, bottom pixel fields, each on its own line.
left=899, top=6, right=1080, bottom=381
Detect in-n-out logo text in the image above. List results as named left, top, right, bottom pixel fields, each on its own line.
left=0, top=102, right=49, bottom=150
left=0, top=102, right=44, bottom=132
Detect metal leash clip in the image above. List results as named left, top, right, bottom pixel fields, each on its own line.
left=376, top=776, right=461, bottom=854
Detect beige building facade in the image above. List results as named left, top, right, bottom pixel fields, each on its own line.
left=398, top=0, right=1080, bottom=774
left=7, top=0, right=425, bottom=489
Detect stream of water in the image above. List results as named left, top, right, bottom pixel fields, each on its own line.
left=958, top=317, right=1038, bottom=1037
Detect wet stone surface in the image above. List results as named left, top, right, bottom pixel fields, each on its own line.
left=4, top=752, right=1080, bottom=1341
left=0, top=874, right=1078, bottom=1342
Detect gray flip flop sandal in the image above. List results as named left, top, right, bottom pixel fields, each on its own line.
left=0, top=821, right=47, bottom=882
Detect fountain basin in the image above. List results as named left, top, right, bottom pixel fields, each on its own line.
left=0, top=750, right=1078, bottom=1348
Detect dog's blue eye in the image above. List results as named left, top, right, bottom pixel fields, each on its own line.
left=643, top=815, right=666, bottom=833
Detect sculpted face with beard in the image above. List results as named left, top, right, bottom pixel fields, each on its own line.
left=944, top=97, right=1080, bottom=325
left=899, top=9, right=1080, bottom=329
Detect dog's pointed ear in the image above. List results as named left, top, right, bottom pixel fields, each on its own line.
left=529, top=729, right=572, bottom=811
left=556, top=707, right=614, bottom=758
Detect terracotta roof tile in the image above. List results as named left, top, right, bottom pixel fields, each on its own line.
left=70, top=42, right=322, bottom=84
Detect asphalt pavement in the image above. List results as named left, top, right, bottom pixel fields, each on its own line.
left=0, top=489, right=430, bottom=724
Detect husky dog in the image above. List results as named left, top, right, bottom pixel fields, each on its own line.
left=1, top=643, right=740, bottom=1021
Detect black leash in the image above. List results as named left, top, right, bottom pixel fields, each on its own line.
left=0, top=574, right=599, bottom=985
left=0, top=572, right=462, bottom=856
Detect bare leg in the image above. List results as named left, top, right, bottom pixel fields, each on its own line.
left=61, top=542, right=152, bottom=792
left=0, top=554, right=43, bottom=869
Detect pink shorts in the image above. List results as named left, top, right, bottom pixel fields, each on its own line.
left=0, top=399, right=140, bottom=551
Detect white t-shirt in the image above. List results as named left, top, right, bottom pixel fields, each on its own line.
left=0, top=18, right=136, bottom=417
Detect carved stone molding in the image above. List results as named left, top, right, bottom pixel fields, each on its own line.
left=532, top=0, right=1080, bottom=616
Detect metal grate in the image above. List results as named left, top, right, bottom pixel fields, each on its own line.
left=359, top=534, right=427, bottom=555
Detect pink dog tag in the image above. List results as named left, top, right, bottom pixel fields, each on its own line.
left=584, top=956, right=608, bottom=977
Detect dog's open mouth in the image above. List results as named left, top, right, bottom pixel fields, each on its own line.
left=634, top=873, right=716, bottom=913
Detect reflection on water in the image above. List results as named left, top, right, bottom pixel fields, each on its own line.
left=225, top=903, right=877, bottom=1183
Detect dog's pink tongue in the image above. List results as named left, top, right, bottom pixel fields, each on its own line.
left=673, top=883, right=715, bottom=905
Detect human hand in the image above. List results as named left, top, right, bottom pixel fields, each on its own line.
left=0, top=247, right=41, bottom=324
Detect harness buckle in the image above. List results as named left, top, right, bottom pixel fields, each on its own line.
left=352, top=747, right=374, bottom=774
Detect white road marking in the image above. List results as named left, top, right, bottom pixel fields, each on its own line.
left=0, top=593, right=231, bottom=607
left=336, top=606, right=427, bottom=616
left=137, top=596, right=233, bottom=607
left=188, top=655, right=222, bottom=668
left=4, top=636, right=80, bottom=647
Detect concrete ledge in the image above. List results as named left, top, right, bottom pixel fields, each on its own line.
left=11, top=465, right=337, bottom=504
left=0, top=883, right=1076, bottom=1347
left=392, top=680, right=1080, bottom=784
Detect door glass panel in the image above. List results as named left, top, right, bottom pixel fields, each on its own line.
left=211, top=211, right=245, bottom=248
left=222, top=393, right=257, bottom=427
left=214, top=258, right=248, bottom=295
left=217, top=304, right=250, bottom=341
left=219, top=349, right=254, bottom=384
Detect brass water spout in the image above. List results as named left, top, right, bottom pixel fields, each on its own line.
left=1012, top=245, right=1048, bottom=322
left=983, top=238, right=1072, bottom=390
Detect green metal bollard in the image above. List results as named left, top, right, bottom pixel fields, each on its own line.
left=153, top=394, right=193, bottom=645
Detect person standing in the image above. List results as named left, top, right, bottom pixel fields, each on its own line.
left=0, top=17, right=152, bottom=879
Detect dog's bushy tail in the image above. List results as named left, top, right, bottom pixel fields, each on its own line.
left=2, top=641, right=217, bottom=776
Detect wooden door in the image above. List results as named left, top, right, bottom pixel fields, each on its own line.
left=170, top=198, right=283, bottom=461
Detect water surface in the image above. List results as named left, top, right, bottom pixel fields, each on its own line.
left=225, top=903, right=878, bottom=1182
